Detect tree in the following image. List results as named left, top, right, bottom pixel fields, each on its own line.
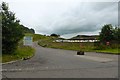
left=113, top=26, right=120, bottom=43
left=30, top=28, right=35, bottom=34
left=20, top=25, right=35, bottom=34
left=99, top=24, right=114, bottom=44
left=116, top=27, right=120, bottom=42
left=50, top=33, right=60, bottom=37
left=2, top=2, right=24, bottom=54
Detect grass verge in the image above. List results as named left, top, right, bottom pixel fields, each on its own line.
left=38, top=40, right=120, bottom=55
left=95, top=48, right=119, bottom=54
left=2, top=33, right=45, bottom=63
left=2, top=45, right=35, bottom=63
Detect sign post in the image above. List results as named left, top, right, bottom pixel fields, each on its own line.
left=23, top=36, right=33, bottom=46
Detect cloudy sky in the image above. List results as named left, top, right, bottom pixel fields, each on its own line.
left=1, top=0, right=119, bottom=38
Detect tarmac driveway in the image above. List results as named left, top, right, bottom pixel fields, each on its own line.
left=2, top=42, right=118, bottom=78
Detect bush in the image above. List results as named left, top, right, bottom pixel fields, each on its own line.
left=94, top=41, right=119, bottom=50
left=2, top=2, right=24, bottom=54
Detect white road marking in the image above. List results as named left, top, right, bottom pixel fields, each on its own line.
left=2, top=67, right=49, bottom=72
left=2, top=69, right=22, bottom=72
left=2, top=68, right=35, bottom=72
left=74, top=55, right=113, bottom=62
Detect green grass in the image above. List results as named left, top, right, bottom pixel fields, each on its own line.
left=95, top=48, right=119, bottom=54
left=2, top=33, right=46, bottom=63
left=25, top=34, right=120, bottom=55
left=2, top=33, right=48, bottom=63
left=48, top=42, right=94, bottom=51
left=38, top=37, right=120, bottom=54
left=38, top=40, right=96, bottom=51
left=2, top=33, right=37, bottom=63
left=2, top=46, right=35, bottom=63
left=25, top=33, right=47, bottom=41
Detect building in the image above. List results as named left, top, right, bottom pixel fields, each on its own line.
left=54, top=35, right=99, bottom=43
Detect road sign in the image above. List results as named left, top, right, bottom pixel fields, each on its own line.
left=23, top=36, right=33, bottom=46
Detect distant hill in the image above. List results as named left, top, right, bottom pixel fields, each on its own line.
left=69, top=35, right=99, bottom=40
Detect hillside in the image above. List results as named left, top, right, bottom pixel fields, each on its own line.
left=69, top=35, right=99, bottom=40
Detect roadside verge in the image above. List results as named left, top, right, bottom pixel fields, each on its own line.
left=2, top=46, right=35, bottom=64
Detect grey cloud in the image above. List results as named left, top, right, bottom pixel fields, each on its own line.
left=4, top=1, right=118, bottom=38
left=44, top=2, right=118, bottom=36
left=90, top=2, right=118, bottom=11
left=54, top=25, right=98, bottom=35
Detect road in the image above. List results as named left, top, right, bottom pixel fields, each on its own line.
left=2, top=42, right=118, bottom=78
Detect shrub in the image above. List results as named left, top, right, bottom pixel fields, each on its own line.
left=2, top=2, right=24, bottom=54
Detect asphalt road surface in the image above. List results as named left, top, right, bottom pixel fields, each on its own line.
left=2, top=42, right=118, bottom=78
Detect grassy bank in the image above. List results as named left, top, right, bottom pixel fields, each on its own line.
left=2, top=34, right=36, bottom=63
left=23, top=34, right=119, bottom=55
left=95, top=48, right=119, bottom=54
left=25, top=33, right=48, bottom=41
left=38, top=38, right=119, bottom=54
left=2, top=46, right=35, bottom=63
left=39, top=42, right=95, bottom=51
left=2, top=33, right=48, bottom=63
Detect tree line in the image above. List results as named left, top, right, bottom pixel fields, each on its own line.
left=1, top=2, right=35, bottom=54
left=99, top=24, right=120, bottom=44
